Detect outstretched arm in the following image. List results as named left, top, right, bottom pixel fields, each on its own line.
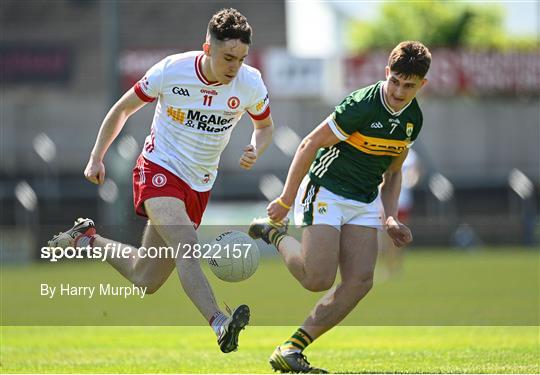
left=267, top=121, right=341, bottom=222
left=84, top=88, right=148, bottom=184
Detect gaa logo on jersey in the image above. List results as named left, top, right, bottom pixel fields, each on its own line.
left=152, top=173, right=167, bottom=188
left=317, top=202, right=328, bottom=215
left=203, top=174, right=210, bottom=184
left=227, top=96, right=240, bottom=109
left=172, top=87, right=190, bottom=96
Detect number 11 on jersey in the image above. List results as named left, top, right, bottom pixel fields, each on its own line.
left=203, top=95, right=213, bottom=106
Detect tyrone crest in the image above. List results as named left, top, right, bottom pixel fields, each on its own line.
left=152, top=173, right=167, bottom=187
left=227, top=96, right=240, bottom=109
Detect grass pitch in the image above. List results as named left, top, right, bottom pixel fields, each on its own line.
left=1, top=326, right=538, bottom=373
left=1, top=248, right=538, bottom=373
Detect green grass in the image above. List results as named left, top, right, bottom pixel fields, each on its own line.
left=2, top=249, right=538, bottom=325
left=1, top=326, right=538, bottom=373
left=1, top=248, right=539, bottom=373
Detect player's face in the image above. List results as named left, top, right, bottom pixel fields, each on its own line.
left=384, top=67, right=427, bottom=111
left=205, top=39, right=249, bottom=84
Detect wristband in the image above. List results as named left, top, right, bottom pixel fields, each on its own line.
left=276, top=198, right=291, bottom=210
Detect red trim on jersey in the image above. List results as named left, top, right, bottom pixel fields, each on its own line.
left=248, top=105, right=271, bottom=121
left=195, top=54, right=222, bottom=87
left=144, top=126, right=155, bottom=153
left=134, top=82, right=156, bottom=102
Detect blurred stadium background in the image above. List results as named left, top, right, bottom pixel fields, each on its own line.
left=1, top=2, right=539, bottom=373
left=1, top=1, right=539, bottom=256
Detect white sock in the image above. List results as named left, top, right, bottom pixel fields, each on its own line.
left=74, top=234, right=95, bottom=248
left=209, top=311, right=228, bottom=336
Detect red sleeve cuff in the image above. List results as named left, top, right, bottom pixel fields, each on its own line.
left=248, top=105, right=271, bottom=121
left=134, top=82, right=156, bottom=103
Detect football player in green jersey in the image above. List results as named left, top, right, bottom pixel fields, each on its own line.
left=250, top=41, right=431, bottom=373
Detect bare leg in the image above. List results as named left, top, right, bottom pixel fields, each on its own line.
left=94, top=221, right=175, bottom=293
left=143, top=196, right=220, bottom=321
left=302, top=225, right=378, bottom=339
left=269, top=225, right=370, bottom=373
left=276, top=225, right=340, bottom=290
left=93, top=196, right=221, bottom=320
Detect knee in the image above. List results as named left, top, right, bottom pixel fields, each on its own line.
left=131, top=274, right=162, bottom=294
left=360, top=277, right=374, bottom=295
left=301, top=275, right=335, bottom=292
left=344, top=274, right=374, bottom=299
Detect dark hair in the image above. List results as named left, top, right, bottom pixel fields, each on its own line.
left=388, top=41, right=431, bottom=79
left=207, top=8, right=252, bottom=45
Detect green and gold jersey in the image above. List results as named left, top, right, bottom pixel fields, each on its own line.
left=308, top=81, right=423, bottom=203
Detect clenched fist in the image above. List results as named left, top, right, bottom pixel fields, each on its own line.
left=239, top=144, right=258, bottom=170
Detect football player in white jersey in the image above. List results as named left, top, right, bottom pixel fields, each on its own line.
left=48, top=8, right=273, bottom=353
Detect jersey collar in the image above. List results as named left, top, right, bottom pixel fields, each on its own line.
left=379, top=81, right=412, bottom=117
left=195, top=54, right=222, bottom=87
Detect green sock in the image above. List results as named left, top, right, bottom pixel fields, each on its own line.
left=280, top=328, right=313, bottom=354
left=269, top=229, right=286, bottom=249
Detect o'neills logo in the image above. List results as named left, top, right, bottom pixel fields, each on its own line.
left=227, top=96, right=240, bottom=109
left=200, top=88, right=218, bottom=96
left=152, top=173, right=167, bottom=187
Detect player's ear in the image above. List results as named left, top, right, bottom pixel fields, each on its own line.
left=385, top=66, right=390, bottom=78
left=203, top=42, right=211, bottom=56
left=420, top=78, right=428, bottom=89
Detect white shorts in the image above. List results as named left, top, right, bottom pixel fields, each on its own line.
left=294, top=176, right=383, bottom=230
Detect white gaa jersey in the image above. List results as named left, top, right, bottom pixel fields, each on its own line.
left=133, top=51, right=270, bottom=192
